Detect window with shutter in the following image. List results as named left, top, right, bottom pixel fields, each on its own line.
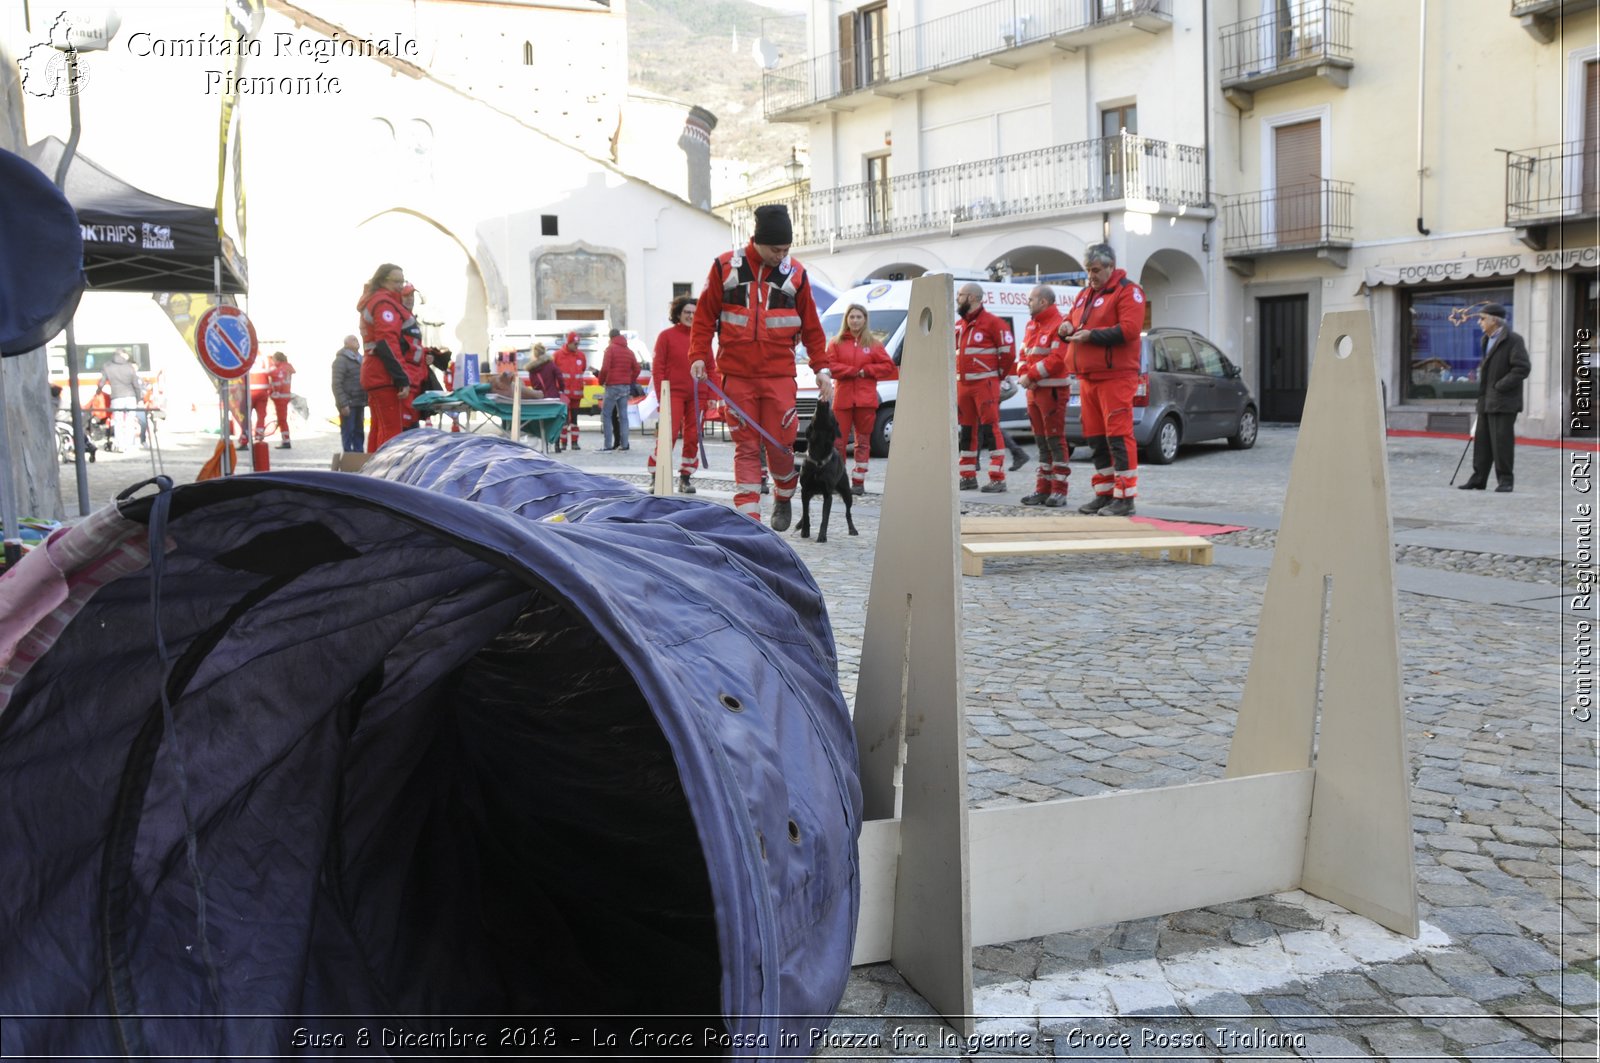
left=1274, top=119, right=1322, bottom=244
left=1582, top=60, right=1598, bottom=214
left=838, top=12, right=857, bottom=94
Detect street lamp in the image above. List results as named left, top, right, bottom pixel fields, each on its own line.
left=784, top=147, right=803, bottom=187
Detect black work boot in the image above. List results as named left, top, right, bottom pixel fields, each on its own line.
left=1102, top=497, right=1136, bottom=517
left=959, top=477, right=978, bottom=491
left=1079, top=494, right=1114, bottom=515
left=1021, top=492, right=1048, bottom=506
left=679, top=473, right=696, bottom=494
left=770, top=499, right=792, bottom=532
left=979, top=480, right=1006, bottom=493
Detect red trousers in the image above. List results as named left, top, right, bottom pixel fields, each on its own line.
left=723, top=374, right=797, bottom=522
left=834, top=402, right=876, bottom=487
left=250, top=392, right=268, bottom=441
left=646, top=386, right=703, bottom=474
left=1027, top=386, right=1071, bottom=497
left=1079, top=372, right=1140, bottom=498
left=956, top=380, right=1004, bottom=483
left=367, top=386, right=406, bottom=452
left=271, top=397, right=291, bottom=441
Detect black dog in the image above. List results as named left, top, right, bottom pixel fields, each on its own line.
left=796, top=400, right=858, bottom=544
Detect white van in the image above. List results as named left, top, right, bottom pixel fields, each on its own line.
left=799, top=278, right=1082, bottom=456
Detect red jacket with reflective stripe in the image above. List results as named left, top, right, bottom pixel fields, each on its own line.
left=688, top=243, right=828, bottom=379
left=1061, top=269, right=1145, bottom=379
left=268, top=361, right=295, bottom=399
left=357, top=288, right=411, bottom=391
left=1021, top=305, right=1071, bottom=387
left=955, top=308, right=1015, bottom=381
left=553, top=344, right=589, bottom=400
left=824, top=335, right=895, bottom=408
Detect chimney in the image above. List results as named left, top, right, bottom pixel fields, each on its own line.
left=678, top=105, right=718, bottom=211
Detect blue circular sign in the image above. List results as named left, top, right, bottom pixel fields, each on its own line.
left=195, top=305, right=258, bottom=380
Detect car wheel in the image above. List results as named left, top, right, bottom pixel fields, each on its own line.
left=870, top=405, right=894, bottom=458
left=1144, top=416, right=1180, bottom=465
left=1228, top=407, right=1258, bottom=450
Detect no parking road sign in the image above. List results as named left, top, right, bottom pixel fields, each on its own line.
left=195, top=305, right=259, bottom=380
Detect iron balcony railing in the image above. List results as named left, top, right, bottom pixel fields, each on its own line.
left=1218, top=0, right=1353, bottom=84
left=1510, top=0, right=1595, bottom=15
left=731, top=134, right=1206, bottom=247
left=1505, top=141, right=1600, bottom=226
left=1220, top=179, right=1354, bottom=255
left=763, top=0, right=1169, bottom=119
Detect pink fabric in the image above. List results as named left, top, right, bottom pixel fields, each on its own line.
left=1128, top=516, right=1246, bottom=536
left=0, top=507, right=151, bottom=712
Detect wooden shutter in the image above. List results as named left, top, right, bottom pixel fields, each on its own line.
left=838, top=12, right=857, bottom=95
left=1274, top=119, right=1321, bottom=244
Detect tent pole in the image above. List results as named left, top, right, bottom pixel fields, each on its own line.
left=0, top=361, right=21, bottom=565
left=62, top=319, right=91, bottom=516
left=214, top=255, right=232, bottom=477
left=53, top=54, right=92, bottom=515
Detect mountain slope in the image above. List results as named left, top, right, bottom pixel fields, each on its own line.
left=628, top=0, right=806, bottom=200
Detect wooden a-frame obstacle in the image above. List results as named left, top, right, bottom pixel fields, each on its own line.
left=851, top=276, right=1418, bottom=1031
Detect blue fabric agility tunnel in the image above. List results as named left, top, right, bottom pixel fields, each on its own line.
left=0, top=431, right=862, bottom=1058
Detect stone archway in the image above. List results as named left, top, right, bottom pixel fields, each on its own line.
left=987, top=244, right=1082, bottom=283
left=356, top=209, right=490, bottom=356
left=1139, top=248, right=1207, bottom=334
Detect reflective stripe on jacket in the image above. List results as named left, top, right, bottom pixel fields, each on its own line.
left=1062, top=270, right=1145, bottom=379
left=955, top=308, right=1015, bottom=381
left=1021, top=305, right=1072, bottom=388
left=688, top=243, right=828, bottom=379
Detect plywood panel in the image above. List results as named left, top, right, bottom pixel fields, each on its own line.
left=1227, top=311, right=1418, bottom=937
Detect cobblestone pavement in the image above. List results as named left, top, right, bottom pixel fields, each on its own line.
left=52, top=417, right=1598, bottom=1060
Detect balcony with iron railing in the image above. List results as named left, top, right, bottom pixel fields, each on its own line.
left=1220, top=179, right=1354, bottom=272
left=729, top=134, right=1208, bottom=248
left=762, top=0, right=1171, bottom=122
left=1512, top=0, right=1600, bottom=43
left=1218, top=0, right=1353, bottom=109
left=1505, top=141, right=1600, bottom=248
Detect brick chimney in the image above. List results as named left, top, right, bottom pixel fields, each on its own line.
left=677, top=105, right=718, bottom=210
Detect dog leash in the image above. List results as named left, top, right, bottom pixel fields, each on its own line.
left=703, top=376, right=793, bottom=454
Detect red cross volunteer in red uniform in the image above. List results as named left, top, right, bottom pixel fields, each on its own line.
left=649, top=294, right=713, bottom=493
left=1058, top=243, right=1146, bottom=516
left=357, top=262, right=415, bottom=453
left=824, top=303, right=896, bottom=496
left=552, top=333, right=589, bottom=452
left=688, top=204, right=832, bottom=530
left=1017, top=284, right=1072, bottom=507
left=954, top=282, right=1016, bottom=493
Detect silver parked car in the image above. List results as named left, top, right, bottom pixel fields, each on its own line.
left=1001, top=328, right=1259, bottom=464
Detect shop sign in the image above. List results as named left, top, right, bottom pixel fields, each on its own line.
left=1365, top=246, right=1599, bottom=287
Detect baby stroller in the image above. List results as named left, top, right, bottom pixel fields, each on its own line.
left=53, top=384, right=109, bottom=464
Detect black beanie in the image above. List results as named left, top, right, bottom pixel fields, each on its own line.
left=752, top=203, right=793, bottom=246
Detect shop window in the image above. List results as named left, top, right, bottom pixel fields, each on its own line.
left=1403, top=285, right=1513, bottom=403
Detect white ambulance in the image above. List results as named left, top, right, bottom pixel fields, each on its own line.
left=799, top=277, right=1082, bottom=456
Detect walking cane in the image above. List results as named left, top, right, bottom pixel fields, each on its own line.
left=1448, top=416, right=1476, bottom=485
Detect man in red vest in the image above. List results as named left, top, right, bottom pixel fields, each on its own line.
left=1017, top=284, right=1072, bottom=506
left=954, top=282, right=1015, bottom=493
left=552, top=333, right=589, bottom=451
left=688, top=204, right=831, bottom=530
left=1058, top=243, right=1146, bottom=516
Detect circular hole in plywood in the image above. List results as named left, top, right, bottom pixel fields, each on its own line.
left=919, top=307, right=933, bottom=334
left=1335, top=335, right=1354, bottom=359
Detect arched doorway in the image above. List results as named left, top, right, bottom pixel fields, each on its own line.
left=356, top=210, right=489, bottom=357
left=1138, top=249, right=1206, bottom=335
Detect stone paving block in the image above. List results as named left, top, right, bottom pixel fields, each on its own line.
left=1470, top=1037, right=1560, bottom=1060
left=1501, top=1006, right=1598, bottom=1043
left=1304, top=973, right=1383, bottom=1004
left=1416, top=863, right=1472, bottom=885
left=1472, top=934, right=1567, bottom=976
left=1533, top=971, right=1600, bottom=1007
left=1395, top=994, right=1488, bottom=1016
left=1427, top=834, right=1483, bottom=853
left=1256, top=996, right=1328, bottom=1031
left=1257, top=900, right=1323, bottom=931
left=1362, top=1023, right=1447, bottom=1058
left=1228, top=919, right=1277, bottom=946
left=1420, top=882, right=1492, bottom=907
left=1293, top=1033, right=1368, bottom=1060
left=1422, top=1015, right=1525, bottom=1046
left=1182, top=991, right=1254, bottom=1018
left=1368, top=963, right=1453, bottom=996
left=1496, top=826, right=1563, bottom=846
left=1429, top=906, right=1525, bottom=936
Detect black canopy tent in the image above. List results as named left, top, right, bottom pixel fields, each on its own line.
left=22, top=136, right=247, bottom=294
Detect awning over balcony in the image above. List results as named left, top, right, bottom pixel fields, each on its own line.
left=1362, top=245, right=1600, bottom=287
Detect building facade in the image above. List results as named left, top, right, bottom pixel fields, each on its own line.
left=4, top=0, right=729, bottom=425
left=754, top=0, right=1598, bottom=440
left=748, top=0, right=1214, bottom=338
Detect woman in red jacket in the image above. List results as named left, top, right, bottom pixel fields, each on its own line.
left=357, top=262, right=414, bottom=452
left=825, top=303, right=896, bottom=495
left=648, top=294, right=713, bottom=493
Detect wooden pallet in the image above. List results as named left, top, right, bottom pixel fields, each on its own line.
left=959, top=515, right=1214, bottom=576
